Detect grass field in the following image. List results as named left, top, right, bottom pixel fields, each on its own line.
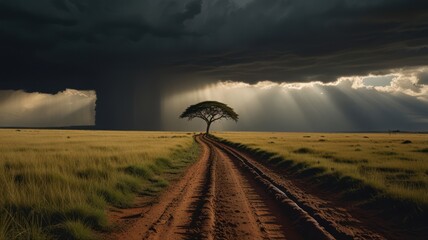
left=215, top=132, right=428, bottom=207
left=0, top=129, right=198, bottom=240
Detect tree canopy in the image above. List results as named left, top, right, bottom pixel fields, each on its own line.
left=179, top=101, right=238, bottom=134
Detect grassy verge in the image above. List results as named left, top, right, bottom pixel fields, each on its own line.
left=213, top=132, right=428, bottom=225
left=0, top=129, right=199, bottom=240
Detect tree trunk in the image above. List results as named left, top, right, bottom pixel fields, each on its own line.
left=206, top=122, right=211, bottom=135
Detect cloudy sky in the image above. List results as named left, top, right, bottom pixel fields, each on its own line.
left=0, top=0, right=427, bottom=131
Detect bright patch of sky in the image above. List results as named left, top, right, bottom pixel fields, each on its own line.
left=362, top=75, right=394, bottom=87
left=0, top=89, right=96, bottom=127
left=163, top=66, right=428, bottom=132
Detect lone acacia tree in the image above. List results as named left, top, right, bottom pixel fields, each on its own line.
left=180, top=101, right=239, bottom=135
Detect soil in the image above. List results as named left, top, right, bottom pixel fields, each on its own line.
left=102, top=135, right=417, bottom=240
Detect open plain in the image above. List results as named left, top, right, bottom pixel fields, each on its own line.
left=1, top=130, right=427, bottom=239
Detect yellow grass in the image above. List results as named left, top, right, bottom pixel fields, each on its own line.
left=0, top=129, right=197, bottom=240
left=215, top=132, right=428, bottom=206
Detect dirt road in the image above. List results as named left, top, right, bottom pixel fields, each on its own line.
left=107, top=135, right=388, bottom=240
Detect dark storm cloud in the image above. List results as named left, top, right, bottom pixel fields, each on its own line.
left=176, top=0, right=202, bottom=23
left=0, top=1, right=76, bottom=26
left=1, top=0, right=428, bottom=87
left=1, top=0, right=428, bottom=129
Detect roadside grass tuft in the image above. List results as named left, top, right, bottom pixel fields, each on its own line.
left=415, top=148, right=428, bottom=153
left=75, top=169, right=109, bottom=180
left=332, top=158, right=368, bottom=164
left=62, top=206, right=108, bottom=230
left=294, top=147, right=316, bottom=154
left=375, top=151, right=397, bottom=156
left=123, top=165, right=153, bottom=179
left=52, top=220, right=94, bottom=240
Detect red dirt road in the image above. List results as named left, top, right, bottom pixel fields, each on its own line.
left=105, top=135, right=390, bottom=240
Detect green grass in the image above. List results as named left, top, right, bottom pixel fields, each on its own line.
left=54, top=220, right=95, bottom=240
left=214, top=132, right=428, bottom=207
left=0, top=129, right=199, bottom=240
